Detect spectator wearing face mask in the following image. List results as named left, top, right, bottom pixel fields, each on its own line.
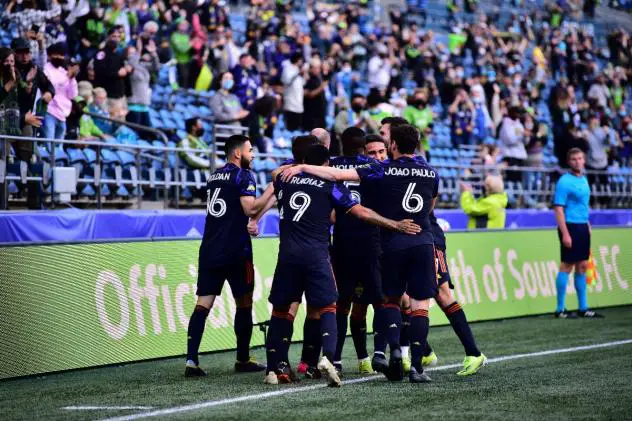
left=210, top=72, right=250, bottom=123
left=77, top=5, right=107, bottom=64
left=43, top=43, right=79, bottom=140
left=178, top=117, right=211, bottom=170
left=231, top=53, right=261, bottom=111
left=94, top=27, right=132, bottom=110
left=402, top=89, right=434, bottom=158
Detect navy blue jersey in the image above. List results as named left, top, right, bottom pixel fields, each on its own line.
left=274, top=173, right=358, bottom=260
left=200, top=163, right=257, bottom=266
left=330, top=155, right=381, bottom=253
left=357, top=155, right=439, bottom=252
left=429, top=211, right=446, bottom=248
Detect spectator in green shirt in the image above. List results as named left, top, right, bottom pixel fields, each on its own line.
left=178, top=117, right=211, bottom=169
left=402, top=89, right=433, bottom=159
left=460, top=175, right=508, bottom=229
left=170, top=18, right=192, bottom=88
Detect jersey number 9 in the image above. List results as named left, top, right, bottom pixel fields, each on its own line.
left=280, top=191, right=312, bottom=222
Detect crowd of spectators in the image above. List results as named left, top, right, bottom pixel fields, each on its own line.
left=0, top=0, right=631, bottom=208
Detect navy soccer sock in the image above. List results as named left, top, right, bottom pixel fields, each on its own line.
left=187, top=305, right=210, bottom=365
left=320, top=307, right=338, bottom=362
left=234, top=307, right=253, bottom=362
left=333, top=304, right=350, bottom=363
left=350, top=309, right=368, bottom=360
left=267, top=309, right=294, bottom=371
left=410, top=309, right=430, bottom=370
left=373, top=304, right=387, bottom=355
left=383, top=303, right=402, bottom=351
left=303, top=317, right=322, bottom=367
left=443, top=302, right=480, bottom=357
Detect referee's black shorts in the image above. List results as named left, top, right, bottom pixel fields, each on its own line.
left=558, top=223, right=590, bottom=264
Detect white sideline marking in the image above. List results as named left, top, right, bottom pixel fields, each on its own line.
left=98, top=339, right=632, bottom=421
left=63, top=406, right=154, bottom=411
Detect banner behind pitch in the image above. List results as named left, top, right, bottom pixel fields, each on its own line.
left=1, top=228, right=631, bottom=379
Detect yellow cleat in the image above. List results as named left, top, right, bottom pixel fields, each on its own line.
left=421, top=351, right=438, bottom=368
left=456, top=354, right=487, bottom=376
left=358, top=358, right=375, bottom=375
left=402, top=356, right=412, bottom=373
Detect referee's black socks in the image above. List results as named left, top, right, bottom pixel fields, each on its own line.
left=443, top=302, right=481, bottom=357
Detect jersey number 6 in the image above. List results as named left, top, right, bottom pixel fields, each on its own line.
left=207, top=188, right=227, bottom=217
left=402, top=182, right=423, bottom=213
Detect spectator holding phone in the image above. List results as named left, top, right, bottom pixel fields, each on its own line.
left=43, top=43, right=79, bottom=140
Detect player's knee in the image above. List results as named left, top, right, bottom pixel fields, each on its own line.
left=400, top=293, right=410, bottom=307
left=306, top=305, right=321, bottom=320
left=351, top=303, right=367, bottom=320
left=559, top=262, right=573, bottom=273
left=196, top=295, right=214, bottom=310
left=576, top=261, right=588, bottom=274
left=235, top=293, right=253, bottom=308
left=436, top=286, right=453, bottom=308
left=410, top=298, right=430, bottom=312
left=272, top=305, right=294, bottom=321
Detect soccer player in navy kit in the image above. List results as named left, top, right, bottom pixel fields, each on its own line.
left=329, top=127, right=385, bottom=376
left=283, top=125, right=439, bottom=383
left=553, top=148, right=603, bottom=319
left=266, top=144, right=421, bottom=387
left=421, top=211, right=487, bottom=376
left=185, top=135, right=275, bottom=377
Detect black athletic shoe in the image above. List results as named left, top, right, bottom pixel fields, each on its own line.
left=554, top=309, right=577, bottom=319
left=385, top=348, right=404, bottom=381
left=409, top=366, right=432, bottom=383
left=304, top=366, right=322, bottom=379
left=184, top=364, right=207, bottom=377
left=275, top=362, right=295, bottom=384
left=578, top=310, right=604, bottom=318
left=235, top=358, right=266, bottom=373
left=371, top=353, right=388, bottom=374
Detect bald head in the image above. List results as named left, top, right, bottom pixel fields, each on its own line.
left=310, top=128, right=331, bottom=149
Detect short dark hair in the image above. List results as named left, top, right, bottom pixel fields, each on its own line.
left=380, top=116, right=408, bottom=127
left=185, top=118, right=199, bottom=134
left=305, top=144, right=330, bottom=166
left=291, top=134, right=319, bottom=163
left=341, top=127, right=366, bottom=156
left=566, top=147, right=585, bottom=162
left=391, top=124, right=420, bottom=154
left=365, top=134, right=386, bottom=146
left=290, top=52, right=303, bottom=64
left=225, top=134, right=251, bottom=157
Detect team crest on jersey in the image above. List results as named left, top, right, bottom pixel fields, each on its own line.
left=96, top=51, right=105, bottom=60
left=247, top=184, right=256, bottom=191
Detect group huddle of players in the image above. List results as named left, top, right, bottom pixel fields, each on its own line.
left=184, top=117, right=487, bottom=387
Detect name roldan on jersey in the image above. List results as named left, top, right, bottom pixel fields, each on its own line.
left=289, top=176, right=325, bottom=188
left=385, top=167, right=435, bottom=177
left=208, top=172, right=231, bottom=182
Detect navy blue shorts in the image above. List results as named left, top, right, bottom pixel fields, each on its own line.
left=269, top=255, right=338, bottom=308
left=558, top=223, right=590, bottom=263
left=197, top=257, right=255, bottom=297
left=381, top=245, right=438, bottom=300
left=331, top=250, right=383, bottom=305
left=435, top=246, right=454, bottom=289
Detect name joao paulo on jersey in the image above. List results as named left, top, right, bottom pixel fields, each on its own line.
left=385, top=167, right=436, bottom=178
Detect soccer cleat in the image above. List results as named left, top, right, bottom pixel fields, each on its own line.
left=275, top=362, right=296, bottom=384
left=263, top=371, right=279, bottom=385
left=297, top=361, right=308, bottom=374
left=385, top=348, right=404, bottom=381
left=304, top=366, right=322, bottom=379
left=402, top=356, right=412, bottom=373
left=578, top=310, right=604, bottom=318
left=184, top=361, right=207, bottom=377
left=456, top=354, right=488, bottom=376
left=554, top=309, right=577, bottom=319
left=317, top=356, right=342, bottom=388
left=371, top=353, right=388, bottom=374
left=235, top=357, right=266, bottom=373
left=409, top=366, right=432, bottom=383
left=422, top=351, right=438, bottom=368
left=358, top=358, right=374, bottom=375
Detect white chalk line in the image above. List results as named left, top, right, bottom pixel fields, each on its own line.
left=63, top=406, right=155, bottom=411
left=95, top=339, right=632, bottom=421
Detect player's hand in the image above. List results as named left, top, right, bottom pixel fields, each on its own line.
left=562, top=233, right=572, bottom=249
left=247, top=219, right=259, bottom=236
left=396, top=219, right=422, bottom=235
left=271, top=164, right=292, bottom=180
left=279, top=165, right=303, bottom=182
left=460, top=182, right=472, bottom=192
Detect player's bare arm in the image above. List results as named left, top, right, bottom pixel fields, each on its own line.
left=281, top=164, right=360, bottom=183
left=349, top=204, right=421, bottom=235
left=241, top=183, right=275, bottom=217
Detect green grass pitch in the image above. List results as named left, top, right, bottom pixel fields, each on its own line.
left=2, top=306, right=631, bottom=421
